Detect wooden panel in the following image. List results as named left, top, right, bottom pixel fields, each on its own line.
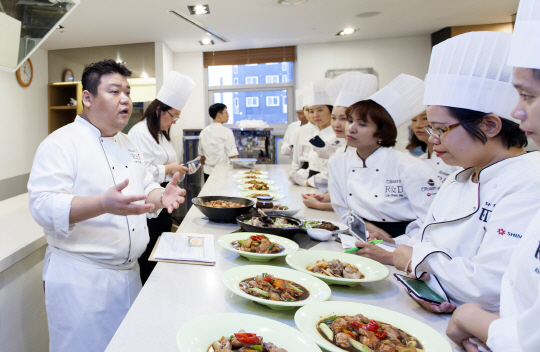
left=203, top=46, right=295, bottom=67
left=451, top=23, right=513, bottom=37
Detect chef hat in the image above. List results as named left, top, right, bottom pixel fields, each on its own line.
left=508, top=0, right=540, bottom=70
left=326, top=72, right=378, bottom=107
left=305, top=79, right=333, bottom=107
left=369, top=74, right=426, bottom=128
left=424, top=31, right=519, bottom=122
left=295, top=89, right=304, bottom=111
left=156, top=71, right=196, bottom=111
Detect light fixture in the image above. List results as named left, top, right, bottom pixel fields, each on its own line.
left=336, top=28, right=358, bottom=36
left=188, top=4, right=210, bottom=15
left=56, top=25, right=64, bottom=29
left=141, top=72, right=148, bottom=79
left=169, top=10, right=229, bottom=42
left=199, top=38, right=214, bottom=45
left=355, top=11, right=381, bottom=18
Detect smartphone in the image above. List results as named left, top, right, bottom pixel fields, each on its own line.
left=309, top=135, right=325, bottom=148
left=393, top=273, right=446, bottom=305
left=183, top=160, right=200, bottom=167
left=348, top=212, right=367, bottom=242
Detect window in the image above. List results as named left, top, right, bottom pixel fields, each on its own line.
left=266, top=75, right=279, bottom=84
left=282, top=74, right=288, bottom=83
left=266, top=63, right=278, bottom=65
left=266, top=96, right=279, bottom=106
left=282, top=62, right=288, bottom=71
left=234, top=98, right=239, bottom=114
left=245, top=76, right=258, bottom=85
left=246, top=97, right=259, bottom=107
left=233, top=77, right=238, bottom=85
left=245, top=64, right=258, bottom=67
left=282, top=96, right=287, bottom=114
left=233, top=65, right=238, bottom=74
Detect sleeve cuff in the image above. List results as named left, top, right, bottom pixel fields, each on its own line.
left=157, top=164, right=166, bottom=183
left=393, top=234, right=410, bottom=246
left=307, top=176, right=316, bottom=188
left=53, top=194, right=77, bottom=237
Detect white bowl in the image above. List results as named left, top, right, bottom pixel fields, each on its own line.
left=307, top=228, right=332, bottom=241
left=218, top=232, right=299, bottom=262
left=273, top=204, right=301, bottom=216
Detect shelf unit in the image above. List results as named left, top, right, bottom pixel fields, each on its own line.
left=48, top=82, right=83, bottom=134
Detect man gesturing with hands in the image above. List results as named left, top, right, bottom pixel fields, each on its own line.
left=28, top=60, right=185, bottom=352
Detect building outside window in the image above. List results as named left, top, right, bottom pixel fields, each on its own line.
left=234, top=97, right=239, bottom=114
left=266, top=75, right=279, bottom=84
left=245, top=76, right=258, bottom=85
left=233, top=77, right=238, bottom=85
left=282, top=74, right=288, bottom=83
left=246, top=97, right=259, bottom=107
left=282, top=96, right=287, bottom=114
left=266, top=96, right=279, bottom=106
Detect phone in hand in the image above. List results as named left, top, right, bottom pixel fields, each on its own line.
left=348, top=212, right=367, bottom=242
left=393, top=273, right=446, bottom=305
left=309, top=135, right=325, bottom=148
left=182, top=160, right=200, bottom=167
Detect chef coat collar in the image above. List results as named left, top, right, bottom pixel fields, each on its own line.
left=76, top=115, right=119, bottom=139
left=357, top=146, right=386, bottom=168
left=454, top=152, right=533, bottom=183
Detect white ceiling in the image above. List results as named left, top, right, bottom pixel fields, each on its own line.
left=41, top=0, right=520, bottom=52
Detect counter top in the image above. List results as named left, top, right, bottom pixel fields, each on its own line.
left=105, top=164, right=461, bottom=352
left=0, top=193, right=46, bottom=273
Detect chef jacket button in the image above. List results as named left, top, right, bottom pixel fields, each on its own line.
left=349, top=193, right=352, bottom=196
left=126, top=165, right=128, bottom=168
left=132, top=228, right=135, bottom=231
left=382, top=219, right=386, bottom=221
left=128, top=259, right=131, bottom=262
left=374, top=195, right=378, bottom=197
left=437, top=162, right=440, bottom=165
left=376, top=169, right=379, bottom=172
left=352, top=170, right=355, bottom=172
left=112, top=166, right=115, bottom=169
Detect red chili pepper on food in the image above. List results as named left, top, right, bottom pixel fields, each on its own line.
left=262, top=275, right=275, bottom=282
left=368, top=320, right=380, bottom=330
left=375, top=331, right=387, bottom=339
left=234, top=332, right=260, bottom=345
left=250, top=235, right=264, bottom=241
left=349, top=321, right=362, bottom=328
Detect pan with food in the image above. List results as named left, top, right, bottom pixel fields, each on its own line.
left=236, top=213, right=302, bottom=238
left=193, top=196, right=254, bottom=223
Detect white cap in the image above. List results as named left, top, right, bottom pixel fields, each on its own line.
left=156, top=71, right=196, bottom=111
left=369, top=74, right=426, bottom=128
left=508, top=0, right=540, bottom=70
left=424, top=31, right=519, bottom=122
left=326, top=72, right=378, bottom=107
left=295, top=89, right=304, bottom=111
left=305, top=79, right=333, bottom=107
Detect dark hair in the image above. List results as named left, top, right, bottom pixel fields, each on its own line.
left=326, top=105, right=334, bottom=113
left=406, top=130, right=428, bottom=152
left=345, top=99, right=397, bottom=147
left=444, top=106, right=527, bottom=149
left=533, top=68, right=540, bottom=81
left=209, top=103, right=227, bottom=119
left=81, top=59, right=132, bottom=96
left=140, top=99, right=173, bottom=144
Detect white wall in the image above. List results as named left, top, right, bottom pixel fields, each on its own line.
left=0, top=48, right=49, bottom=181
left=155, top=41, right=174, bottom=93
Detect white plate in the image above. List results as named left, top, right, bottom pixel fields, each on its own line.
left=294, top=301, right=452, bottom=352
left=236, top=184, right=280, bottom=191
left=236, top=170, right=269, bottom=175
left=221, top=265, right=331, bottom=310
left=233, top=174, right=269, bottom=179
left=300, top=218, right=348, bottom=235
left=176, top=312, right=322, bottom=352
left=237, top=190, right=285, bottom=200
left=235, top=179, right=276, bottom=185
left=285, top=250, right=390, bottom=286
left=218, top=232, right=299, bottom=262
left=272, top=204, right=302, bottom=216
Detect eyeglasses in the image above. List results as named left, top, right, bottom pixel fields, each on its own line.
left=166, top=110, right=180, bottom=122
left=424, top=121, right=466, bottom=139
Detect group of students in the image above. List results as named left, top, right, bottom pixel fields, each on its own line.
left=280, top=1, right=540, bottom=350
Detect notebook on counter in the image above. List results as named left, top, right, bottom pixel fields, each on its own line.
left=149, top=232, right=216, bottom=266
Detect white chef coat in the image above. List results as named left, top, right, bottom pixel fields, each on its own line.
left=334, top=145, right=355, bottom=156
left=420, top=152, right=462, bottom=184
left=411, top=152, right=540, bottom=311
left=280, top=120, right=302, bottom=155
left=487, top=208, right=540, bottom=351
left=306, top=126, right=344, bottom=192
left=328, top=146, right=437, bottom=244
left=291, top=122, right=318, bottom=171
left=128, top=119, right=178, bottom=183
left=28, top=116, right=162, bottom=352
left=198, top=122, right=239, bottom=175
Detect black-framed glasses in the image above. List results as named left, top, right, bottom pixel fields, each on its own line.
left=166, top=110, right=180, bottom=122
left=424, top=121, right=467, bottom=139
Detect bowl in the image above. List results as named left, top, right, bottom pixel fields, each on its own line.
left=294, top=301, right=452, bottom=352
left=218, top=232, right=299, bottom=262
left=192, top=196, right=254, bottom=223
left=236, top=213, right=303, bottom=238
left=307, top=228, right=332, bottom=241
left=237, top=190, right=285, bottom=200
left=176, top=312, right=323, bottom=352
left=273, top=204, right=301, bottom=216
left=285, top=250, right=390, bottom=286
left=221, top=265, right=331, bottom=310
left=301, top=218, right=348, bottom=235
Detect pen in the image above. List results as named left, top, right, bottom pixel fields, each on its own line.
left=344, top=239, right=383, bottom=253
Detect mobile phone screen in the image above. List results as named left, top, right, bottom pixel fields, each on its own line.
left=393, top=274, right=446, bottom=304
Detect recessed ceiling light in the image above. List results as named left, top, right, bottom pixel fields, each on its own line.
left=56, top=25, right=64, bottom=29
left=199, top=38, right=214, bottom=45
left=336, top=28, right=358, bottom=36
left=188, top=4, right=210, bottom=15
left=355, top=11, right=381, bottom=18
left=141, top=72, right=149, bottom=79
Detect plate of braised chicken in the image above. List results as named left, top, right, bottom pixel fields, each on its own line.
left=218, top=232, right=299, bottom=262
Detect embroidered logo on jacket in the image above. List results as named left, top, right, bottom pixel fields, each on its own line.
left=498, top=228, right=521, bottom=239
left=129, top=148, right=142, bottom=164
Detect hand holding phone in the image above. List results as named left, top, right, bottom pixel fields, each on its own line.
left=393, top=273, right=446, bottom=305
left=309, top=135, right=325, bottom=148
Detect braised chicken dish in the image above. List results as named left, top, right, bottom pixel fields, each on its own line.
left=246, top=193, right=271, bottom=198
left=304, top=220, right=340, bottom=231
left=243, top=170, right=263, bottom=174
left=231, top=234, right=284, bottom=254
left=245, top=216, right=297, bottom=229
left=210, top=330, right=287, bottom=352
left=243, top=175, right=263, bottom=179
left=307, top=259, right=365, bottom=279
left=202, top=200, right=244, bottom=208
left=244, top=180, right=269, bottom=185
left=318, top=314, right=423, bottom=352
left=240, top=273, right=310, bottom=302
left=246, top=182, right=269, bottom=190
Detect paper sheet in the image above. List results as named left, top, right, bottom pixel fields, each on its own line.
left=153, top=232, right=215, bottom=263
left=339, top=234, right=397, bottom=253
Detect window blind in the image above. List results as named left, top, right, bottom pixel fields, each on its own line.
left=203, top=46, right=295, bottom=67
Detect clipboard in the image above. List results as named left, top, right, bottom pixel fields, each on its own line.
left=148, top=236, right=215, bottom=266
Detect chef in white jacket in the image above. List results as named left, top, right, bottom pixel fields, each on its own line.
left=128, top=71, right=199, bottom=284
left=392, top=31, right=540, bottom=316
left=291, top=85, right=319, bottom=174
left=281, top=89, right=309, bottom=156
left=329, top=74, right=437, bottom=265
left=27, top=60, right=186, bottom=352
left=446, top=3, right=540, bottom=351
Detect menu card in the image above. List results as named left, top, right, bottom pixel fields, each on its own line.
left=149, top=232, right=216, bottom=266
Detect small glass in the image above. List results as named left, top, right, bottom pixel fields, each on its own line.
left=256, top=195, right=274, bottom=214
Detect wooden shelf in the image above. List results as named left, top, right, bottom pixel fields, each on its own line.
left=48, top=82, right=82, bottom=134
left=50, top=106, right=77, bottom=110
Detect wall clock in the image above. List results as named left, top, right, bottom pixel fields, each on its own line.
left=63, top=69, right=74, bottom=82
left=16, top=59, right=33, bottom=87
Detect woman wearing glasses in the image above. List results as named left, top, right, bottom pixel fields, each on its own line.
left=391, top=31, right=540, bottom=315
left=128, top=71, right=199, bottom=284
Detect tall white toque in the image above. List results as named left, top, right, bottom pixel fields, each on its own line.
left=508, top=0, right=540, bottom=70
left=295, top=89, right=304, bottom=111
left=326, top=72, right=378, bottom=108
left=305, top=79, right=333, bottom=107
left=424, top=31, right=519, bottom=122
left=156, top=71, right=196, bottom=111
left=369, top=74, right=426, bottom=128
